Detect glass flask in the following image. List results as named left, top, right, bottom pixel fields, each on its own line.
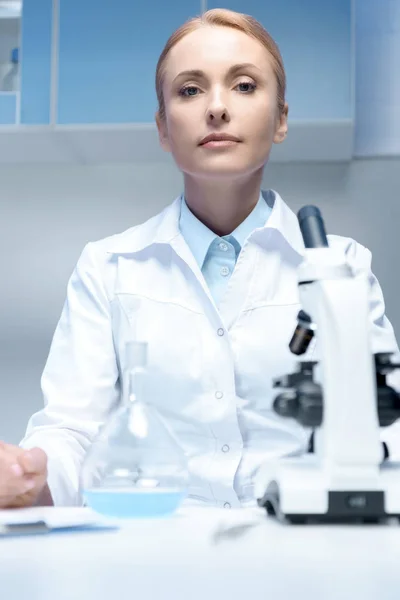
left=80, top=341, right=189, bottom=518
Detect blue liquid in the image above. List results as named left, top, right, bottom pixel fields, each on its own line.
left=83, top=488, right=186, bottom=518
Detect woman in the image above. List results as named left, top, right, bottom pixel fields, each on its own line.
left=1, top=8, right=399, bottom=509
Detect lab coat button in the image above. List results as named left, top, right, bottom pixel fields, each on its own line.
left=221, top=444, right=230, bottom=453
left=224, top=502, right=231, bottom=509
left=215, top=391, right=223, bottom=399
left=217, top=328, right=224, bottom=336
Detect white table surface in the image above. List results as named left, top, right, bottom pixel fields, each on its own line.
left=1, top=505, right=400, bottom=600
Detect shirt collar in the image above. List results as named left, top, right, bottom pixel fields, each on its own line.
left=179, top=196, right=216, bottom=269
left=179, top=191, right=272, bottom=269
left=106, top=189, right=305, bottom=259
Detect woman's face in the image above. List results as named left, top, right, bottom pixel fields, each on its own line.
left=156, top=25, right=288, bottom=179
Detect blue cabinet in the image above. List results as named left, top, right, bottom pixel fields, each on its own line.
left=0, top=0, right=353, bottom=162
left=207, top=0, right=353, bottom=121
left=13, top=0, right=354, bottom=125
left=20, top=0, right=53, bottom=124
left=57, top=0, right=202, bottom=124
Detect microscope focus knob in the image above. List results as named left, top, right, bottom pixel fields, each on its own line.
left=274, top=391, right=298, bottom=419
left=375, top=352, right=400, bottom=427
left=273, top=379, right=323, bottom=428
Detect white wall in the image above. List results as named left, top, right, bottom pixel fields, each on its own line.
left=1, top=158, right=400, bottom=444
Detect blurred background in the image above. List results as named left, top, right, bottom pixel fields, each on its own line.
left=0, top=0, right=399, bottom=444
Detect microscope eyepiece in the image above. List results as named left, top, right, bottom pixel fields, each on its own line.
left=297, top=205, right=329, bottom=249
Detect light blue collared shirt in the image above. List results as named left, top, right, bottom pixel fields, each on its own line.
left=179, top=192, right=272, bottom=306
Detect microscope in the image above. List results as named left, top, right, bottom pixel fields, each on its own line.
left=255, top=206, right=400, bottom=523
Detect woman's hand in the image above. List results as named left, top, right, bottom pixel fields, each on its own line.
left=0, top=442, right=49, bottom=508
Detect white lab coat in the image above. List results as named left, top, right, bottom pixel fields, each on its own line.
left=20, top=190, right=400, bottom=508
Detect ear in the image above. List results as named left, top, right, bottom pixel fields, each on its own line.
left=273, top=103, right=289, bottom=144
left=155, top=111, right=171, bottom=152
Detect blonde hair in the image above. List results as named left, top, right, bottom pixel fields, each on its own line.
left=155, top=8, right=286, bottom=121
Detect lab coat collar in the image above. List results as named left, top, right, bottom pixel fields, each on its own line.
left=258, top=189, right=305, bottom=256
left=106, top=189, right=305, bottom=257
left=106, top=195, right=182, bottom=254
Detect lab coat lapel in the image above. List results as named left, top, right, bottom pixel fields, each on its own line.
left=217, top=191, right=306, bottom=330
left=168, top=233, right=222, bottom=318
left=107, top=195, right=223, bottom=322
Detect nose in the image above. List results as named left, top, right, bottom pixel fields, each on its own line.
left=206, top=88, right=230, bottom=123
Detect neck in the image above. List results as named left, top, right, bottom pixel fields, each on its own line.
left=183, top=169, right=264, bottom=237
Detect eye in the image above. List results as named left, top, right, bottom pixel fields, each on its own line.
left=236, top=81, right=257, bottom=93
left=179, top=85, right=200, bottom=97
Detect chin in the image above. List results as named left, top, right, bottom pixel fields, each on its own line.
left=185, top=160, right=257, bottom=179
left=205, top=166, right=264, bottom=180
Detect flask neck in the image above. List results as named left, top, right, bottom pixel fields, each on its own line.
left=127, top=366, right=146, bottom=405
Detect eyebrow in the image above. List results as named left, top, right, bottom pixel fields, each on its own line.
left=172, top=62, right=261, bottom=84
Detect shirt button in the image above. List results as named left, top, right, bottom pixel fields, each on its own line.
left=215, top=391, right=223, bottom=399
left=221, top=444, right=230, bottom=453
left=219, top=242, right=228, bottom=252
left=217, top=328, right=224, bottom=336
left=220, top=266, right=230, bottom=277
left=224, top=502, right=231, bottom=509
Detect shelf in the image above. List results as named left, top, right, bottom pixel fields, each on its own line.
left=0, top=11, right=20, bottom=19
left=0, top=120, right=354, bottom=164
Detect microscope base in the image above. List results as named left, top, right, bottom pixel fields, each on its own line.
left=255, top=455, right=400, bottom=524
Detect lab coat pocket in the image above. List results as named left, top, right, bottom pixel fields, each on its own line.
left=113, top=292, right=218, bottom=466
left=113, top=293, right=213, bottom=417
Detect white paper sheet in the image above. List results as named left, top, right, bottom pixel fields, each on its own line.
left=0, top=506, right=117, bottom=535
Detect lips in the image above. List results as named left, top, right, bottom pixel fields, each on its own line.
left=199, top=133, right=241, bottom=145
